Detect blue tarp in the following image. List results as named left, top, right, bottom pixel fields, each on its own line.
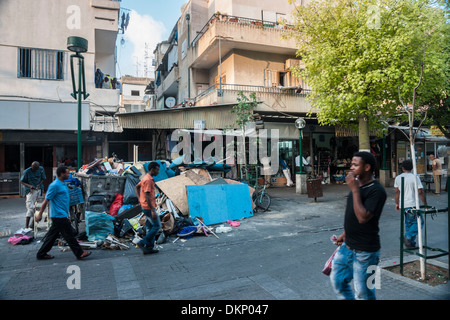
left=85, top=211, right=115, bottom=241
left=186, top=184, right=253, bottom=226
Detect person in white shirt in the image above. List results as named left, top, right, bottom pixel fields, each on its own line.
left=394, top=159, right=427, bottom=248
left=295, top=151, right=312, bottom=174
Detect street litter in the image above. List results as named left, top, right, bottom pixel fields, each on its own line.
left=104, top=234, right=129, bottom=250
left=227, top=220, right=240, bottom=227
left=215, top=226, right=233, bottom=234
left=8, top=235, right=33, bottom=245
left=53, top=154, right=257, bottom=254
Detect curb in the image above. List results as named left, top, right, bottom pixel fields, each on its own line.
left=380, top=256, right=450, bottom=298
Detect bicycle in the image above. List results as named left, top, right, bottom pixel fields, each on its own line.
left=252, top=183, right=271, bottom=212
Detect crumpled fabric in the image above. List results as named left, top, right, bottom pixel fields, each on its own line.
left=227, top=220, right=240, bottom=227
left=8, top=235, right=33, bottom=245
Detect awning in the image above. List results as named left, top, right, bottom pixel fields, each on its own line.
left=389, top=125, right=450, bottom=142
left=116, top=104, right=238, bottom=130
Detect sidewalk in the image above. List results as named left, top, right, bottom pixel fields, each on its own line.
left=0, top=184, right=448, bottom=300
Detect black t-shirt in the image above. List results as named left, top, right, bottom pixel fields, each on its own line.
left=344, top=180, right=387, bottom=252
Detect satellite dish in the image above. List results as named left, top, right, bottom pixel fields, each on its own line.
left=437, top=145, right=448, bottom=158
left=165, top=97, right=176, bottom=108
left=295, top=117, right=306, bottom=130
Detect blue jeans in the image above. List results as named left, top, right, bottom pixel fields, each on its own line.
left=140, top=209, right=161, bottom=249
left=404, top=209, right=424, bottom=246
left=330, top=243, right=380, bottom=300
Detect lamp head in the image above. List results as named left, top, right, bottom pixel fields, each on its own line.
left=67, top=36, right=88, bottom=53
left=295, top=117, right=306, bottom=130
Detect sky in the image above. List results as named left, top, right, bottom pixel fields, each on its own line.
left=115, top=0, right=188, bottom=79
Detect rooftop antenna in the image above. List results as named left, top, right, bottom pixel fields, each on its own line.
left=144, top=43, right=149, bottom=78
left=134, top=56, right=140, bottom=77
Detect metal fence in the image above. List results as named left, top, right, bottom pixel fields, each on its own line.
left=17, top=47, right=66, bottom=80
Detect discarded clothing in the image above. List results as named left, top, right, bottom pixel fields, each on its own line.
left=176, top=226, right=198, bottom=239
left=8, top=235, right=33, bottom=245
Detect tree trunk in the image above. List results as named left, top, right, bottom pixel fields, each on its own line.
left=358, top=114, right=370, bottom=152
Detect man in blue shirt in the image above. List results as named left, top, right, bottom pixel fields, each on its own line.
left=35, top=166, right=91, bottom=260
left=20, top=161, right=46, bottom=230
left=279, top=154, right=294, bottom=187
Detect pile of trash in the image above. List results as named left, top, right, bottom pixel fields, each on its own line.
left=66, top=156, right=256, bottom=251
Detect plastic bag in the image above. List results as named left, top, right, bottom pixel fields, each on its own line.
left=85, top=210, right=115, bottom=241
left=109, top=193, right=123, bottom=217
left=118, top=204, right=133, bottom=214
left=123, top=173, right=140, bottom=205
left=322, top=245, right=341, bottom=276
left=161, top=212, right=174, bottom=232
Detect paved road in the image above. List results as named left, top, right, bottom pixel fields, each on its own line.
left=0, top=184, right=448, bottom=303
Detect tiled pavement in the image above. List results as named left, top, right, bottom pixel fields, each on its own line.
left=0, top=185, right=448, bottom=301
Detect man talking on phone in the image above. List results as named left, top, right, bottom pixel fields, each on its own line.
left=330, top=151, right=387, bottom=300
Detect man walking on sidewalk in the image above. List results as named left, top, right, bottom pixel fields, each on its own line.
left=135, top=162, right=161, bottom=254
left=35, top=166, right=91, bottom=260
left=20, top=161, right=46, bottom=230
left=394, top=159, right=427, bottom=248
left=330, top=152, right=387, bottom=300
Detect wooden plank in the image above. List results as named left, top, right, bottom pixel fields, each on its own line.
left=184, top=169, right=210, bottom=185
left=155, top=175, right=197, bottom=216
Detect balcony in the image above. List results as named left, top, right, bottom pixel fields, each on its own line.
left=193, top=84, right=314, bottom=114
left=88, top=88, right=120, bottom=112
left=156, top=66, right=179, bottom=99
left=190, top=14, right=298, bottom=69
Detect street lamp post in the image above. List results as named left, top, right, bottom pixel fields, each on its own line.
left=295, top=118, right=307, bottom=194
left=67, top=36, right=89, bottom=171
left=295, top=117, right=306, bottom=174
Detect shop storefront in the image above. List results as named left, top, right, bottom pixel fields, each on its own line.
left=0, top=131, right=104, bottom=196
left=395, top=131, right=449, bottom=178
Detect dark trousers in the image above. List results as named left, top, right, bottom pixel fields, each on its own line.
left=36, top=217, right=84, bottom=259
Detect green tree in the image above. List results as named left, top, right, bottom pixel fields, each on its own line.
left=227, top=91, right=258, bottom=181
left=285, top=0, right=448, bottom=150
left=420, top=19, right=450, bottom=139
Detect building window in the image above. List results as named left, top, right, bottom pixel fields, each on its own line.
left=131, top=90, right=140, bottom=96
left=18, top=47, right=65, bottom=80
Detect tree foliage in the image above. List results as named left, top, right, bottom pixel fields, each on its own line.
left=285, top=0, right=448, bottom=148
left=231, top=91, right=258, bottom=129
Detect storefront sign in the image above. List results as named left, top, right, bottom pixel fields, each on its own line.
left=430, top=126, right=444, bottom=137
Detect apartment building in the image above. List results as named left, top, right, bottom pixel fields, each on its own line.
left=117, top=0, right=323, bottom=163
left=119, top=76, right=155, bottom=113
left=0, top=0, right=121, bottom=194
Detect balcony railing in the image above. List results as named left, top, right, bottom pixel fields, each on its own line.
left=191, top=83, right=311, bottom=107
left=191, top=13, right=295, bottom=48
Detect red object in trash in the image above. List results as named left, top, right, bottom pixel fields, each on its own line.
left=109, top=193, right=123, bottom=217
left=322, top=245, right=341, bottom=276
